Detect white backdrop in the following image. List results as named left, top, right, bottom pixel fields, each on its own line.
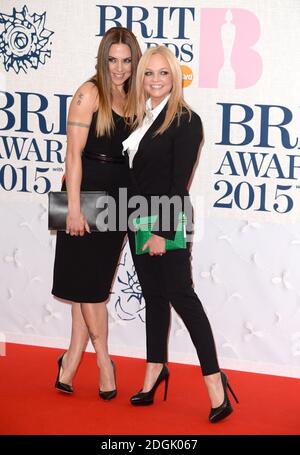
left=1, top=0, right=300, bottom=378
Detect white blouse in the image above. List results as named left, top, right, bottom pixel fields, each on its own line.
left=122, top=95, right=170, bottom=168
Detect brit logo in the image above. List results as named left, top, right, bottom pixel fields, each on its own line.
left=0, top=5, right=53, bottom=74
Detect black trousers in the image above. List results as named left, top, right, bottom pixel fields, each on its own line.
left=128, top=232, right=220, bottom=376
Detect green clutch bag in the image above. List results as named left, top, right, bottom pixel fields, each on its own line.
left=133, top=212, right=187, bottom=255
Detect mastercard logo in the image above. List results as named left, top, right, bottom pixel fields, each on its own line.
left=181, top=65, right=193, bottom=88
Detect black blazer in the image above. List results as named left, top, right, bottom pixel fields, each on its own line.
left=129, top=105, right=203, bottom=241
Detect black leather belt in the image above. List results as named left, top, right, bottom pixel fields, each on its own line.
left=84, top=152, right=125, bottom=164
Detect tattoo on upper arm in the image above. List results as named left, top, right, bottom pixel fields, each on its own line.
left=76, top=92, right=84, bottom=105
left=67, top=121, right=90, bottom=128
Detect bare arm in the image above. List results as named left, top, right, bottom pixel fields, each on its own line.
left=65, top=82, right=98, bottom=235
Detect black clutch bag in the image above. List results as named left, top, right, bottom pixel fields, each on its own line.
left=48, top=191, right=108, bottom=231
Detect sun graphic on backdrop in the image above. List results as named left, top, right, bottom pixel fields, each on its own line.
left=0, top=5, right=53, bottom=74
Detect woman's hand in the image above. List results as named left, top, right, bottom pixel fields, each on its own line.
left=66, top=212, right=91, bottom=236
left=142, top=234, right=166, bottom=256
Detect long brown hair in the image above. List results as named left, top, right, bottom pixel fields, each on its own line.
left=135, top=46, right=191, bottom=135
left=92, top=27, right=141, bottom=136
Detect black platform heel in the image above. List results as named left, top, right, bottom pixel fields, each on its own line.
left=130, top=364, right=169, bottom=406
left=55, top=352, right=73, bottom=394
left=209, top=371, right=239, bottom=423
left=99, top=359, right=117, bottom=401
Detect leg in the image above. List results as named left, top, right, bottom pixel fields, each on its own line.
left=128, top=232, right=170, bottom=392
left=162, top=248, right=225, bottom=408
left=59, top=302, right=89, bottom=385
left=80, top=300, right=115, bottom=391
left=169, top=290, right=224, bottom=407
left=142, top=290, right=170, bottom=392
left=53, top=206, right=126, bottom=392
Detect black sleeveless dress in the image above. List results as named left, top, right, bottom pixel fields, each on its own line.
left=52, top=111, right=130, bottom=303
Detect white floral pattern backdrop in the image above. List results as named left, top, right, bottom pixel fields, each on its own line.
left=1, top=0, right=300, bottom=378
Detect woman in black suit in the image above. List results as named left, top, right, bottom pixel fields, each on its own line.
left=123, top=46, right=238, bottom=423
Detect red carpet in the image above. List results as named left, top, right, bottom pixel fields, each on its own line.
left=0, top=343, right=299, bottom=435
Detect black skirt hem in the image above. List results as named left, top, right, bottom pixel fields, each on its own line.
left=51, top=290, right=110, bottom=304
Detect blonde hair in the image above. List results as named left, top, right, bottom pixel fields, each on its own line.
left=92, top=27, right=141, bottom=136
left=135, top=46, right=191, bottom=135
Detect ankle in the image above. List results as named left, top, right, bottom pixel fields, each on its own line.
left=204, top=372, right=222, bottom=386
left=97, top=355, right=113, bottom=370
left=204, top=373, right=224, bottom=408
left=142, top=363, right=164, bottom=392
left=146, top=362, right=164, bottom=373
left=63, top=351, right=82, bottom=372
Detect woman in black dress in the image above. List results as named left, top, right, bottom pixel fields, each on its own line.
left=52, top=27, right=141, bottom=399
left=124, top=46, right=238, bottom=422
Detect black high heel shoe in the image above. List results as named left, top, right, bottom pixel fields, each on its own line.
left=55, top=352, right=73, bottom=394
left=209, top=371, right=239, bottom=423
left=99, top=359, right=117, bottom=401
left=130, top=364, right=169, bottom=406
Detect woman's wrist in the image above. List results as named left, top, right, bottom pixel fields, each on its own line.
left=67, top=206, right=81, bottom=216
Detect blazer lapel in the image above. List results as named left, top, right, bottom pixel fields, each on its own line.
left=132, top=105, right=167, bottom=167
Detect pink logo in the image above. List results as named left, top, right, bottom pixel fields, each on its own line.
left=199, top=8, right=262, bottom=89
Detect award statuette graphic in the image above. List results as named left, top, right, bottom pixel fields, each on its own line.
left=218, top=9, right=236, bottom=89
